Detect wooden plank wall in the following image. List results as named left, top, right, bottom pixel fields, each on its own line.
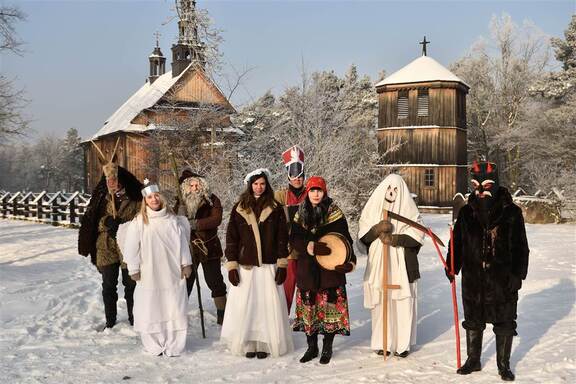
left=378, top=86, right=467, bottom=129
left=378, top=128, right=466, bottom=164
left=171, top=71, right=230, bottom=107
left=399, top=166, right=459, bottom=206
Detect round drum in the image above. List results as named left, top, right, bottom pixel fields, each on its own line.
left=316, top=232, right=352, bottom=271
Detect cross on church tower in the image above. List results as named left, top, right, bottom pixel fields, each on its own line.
left=420, top=36, right=430, bottom=56
left=154, top=31, right=161, bottom=47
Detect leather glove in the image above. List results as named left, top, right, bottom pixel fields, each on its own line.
left=104, top=216, right=120, bottom=240
left=309, top=241, right=331, bottom=256
left=445, top=268, right=454, bottom=282
left=372, top=219, right=393, bottom=235
left=130, top=272, right=141, bottom=282
left=379, top=233, right=392, bottom=245
left=228, top=269, right=240, bottom=286
left=275, top=267, right=287, bottom=285
left=334, top=262, right=354, bottom=274
left=508, top=274, right=522, bottom=292
left=182, top=265, right=193, bottom=279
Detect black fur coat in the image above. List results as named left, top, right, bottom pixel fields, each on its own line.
left=447, top=187, right=529, bottom=323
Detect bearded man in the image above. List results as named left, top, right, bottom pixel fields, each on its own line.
left=175, top=169, right=227, bottom=325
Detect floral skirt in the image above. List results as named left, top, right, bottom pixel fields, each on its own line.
left=293, top=286, right=350, bottom=336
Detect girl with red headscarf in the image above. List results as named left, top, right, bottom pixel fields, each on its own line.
left=290, top=176, right=356, bottom=364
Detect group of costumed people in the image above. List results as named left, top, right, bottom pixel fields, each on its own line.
left=78, top=144, right=529, bottom=381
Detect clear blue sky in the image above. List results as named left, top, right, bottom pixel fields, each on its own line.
left=1, top=0, right=574, bottom=141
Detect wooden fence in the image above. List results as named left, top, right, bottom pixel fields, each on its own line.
left=0, top=190, right=91, bottom=227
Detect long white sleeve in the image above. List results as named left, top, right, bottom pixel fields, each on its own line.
left=177, top=217, right=192, bottom=267
left=117, top=218, right=142, bottom=275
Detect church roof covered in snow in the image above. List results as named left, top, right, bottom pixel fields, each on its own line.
left=375, top=55, right=469, bottom=88
left=88, top=63, right=236, bottom=141
left=89, top=68, right=187, bottom=140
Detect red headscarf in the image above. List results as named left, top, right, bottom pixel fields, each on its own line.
left=304, top=176, right=328, bottom=197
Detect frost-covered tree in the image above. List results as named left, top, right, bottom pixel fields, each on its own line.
left=0, top=5, right=28, bottom=144
left=231, top=64, right=381, bottom=221
left=451, top=13, right=551, bottom=188
left=60, top=128, right=84, bottom=191
left=518, top=16, right=576, bottom=197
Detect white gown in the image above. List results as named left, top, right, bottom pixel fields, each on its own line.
left=117, top=207, right=192, bottom=356
left=220, top=264, right=294, bottom=357
left=358, top=174, right=425, bottom=353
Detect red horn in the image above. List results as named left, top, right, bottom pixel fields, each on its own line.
left=472, top=160, right=481, bottom=173
left=486, top=162, right=493, bottom=173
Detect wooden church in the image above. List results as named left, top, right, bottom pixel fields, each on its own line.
left=82, top=0, right=238, bottom=192
left=375, top=39, right=469, bottom=209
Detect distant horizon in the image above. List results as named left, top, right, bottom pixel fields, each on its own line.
left=1, top=0, right=573, bottom=143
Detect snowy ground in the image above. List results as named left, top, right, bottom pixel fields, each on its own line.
left=1, top=215, right=575, bottom=384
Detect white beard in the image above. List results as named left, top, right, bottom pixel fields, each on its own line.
left=181, top=190, right=203, bottom=219
left=180, top=177, right=212, bottom=219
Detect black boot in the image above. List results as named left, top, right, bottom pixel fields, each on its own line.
left=457, top=329, right=483, bottom=375
left=101, top=264, right=119, bottom=329
left=104, top=300, right=117, bottom=328
left=217, top=310, right=225, bottom=325
left=319, top=333, right=335, bottom=364
left=299, top=334, right=319, bottom=363
left=496, top=335, right=515, bottom=381
left=121, top=266, right=135, bottom=326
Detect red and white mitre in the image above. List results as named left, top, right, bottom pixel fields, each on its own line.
left=281, top=145, right=305, bottom=180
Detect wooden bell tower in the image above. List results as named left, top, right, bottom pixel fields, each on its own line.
left=375, top=38, right=469, bottom=209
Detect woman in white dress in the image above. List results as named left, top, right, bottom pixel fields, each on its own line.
left=220, top=168, right=294, bottom=359
left=358, top=174, right=424, bottom=358
left=117, top=180, right=193, bottom=356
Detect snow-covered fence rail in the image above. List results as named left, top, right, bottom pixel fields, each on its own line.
left=0, top=190, right=91, bottom=227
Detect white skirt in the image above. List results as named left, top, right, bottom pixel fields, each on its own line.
left=220, top=264, right=294, bottom=357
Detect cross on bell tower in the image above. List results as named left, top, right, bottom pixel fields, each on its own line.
left=148, top=31, right=166, bottom=84
left=420, top=36, right=430, bottom=56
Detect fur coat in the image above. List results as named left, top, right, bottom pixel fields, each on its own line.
left=447, top=187, right=529, bottom=323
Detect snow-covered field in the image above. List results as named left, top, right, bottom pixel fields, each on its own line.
left=1, top=215, right=575, bottom=383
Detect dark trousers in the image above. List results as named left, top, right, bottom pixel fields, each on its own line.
left=186, top=258, right=227, bottom=298
left=100, top=263, right=136, bottom=325
left=462, top=319, right=517, bottom=336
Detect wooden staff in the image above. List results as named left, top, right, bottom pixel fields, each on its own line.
left=382, top=209, right=400, bottom=361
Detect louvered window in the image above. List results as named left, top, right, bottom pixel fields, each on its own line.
left=397, top=91, right=408, bottom=119
left=418, top=89, right=429, bottom=117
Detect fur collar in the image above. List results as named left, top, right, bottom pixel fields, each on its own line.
left=235, top=202, right=277, bottom=266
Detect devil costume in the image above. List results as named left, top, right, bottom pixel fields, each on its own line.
left=446, top=161, right=529, bottom=381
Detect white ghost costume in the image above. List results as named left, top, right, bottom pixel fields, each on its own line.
left=117, top=207, right=192, bottom=356
left=358, top=174, right=424, bottom=353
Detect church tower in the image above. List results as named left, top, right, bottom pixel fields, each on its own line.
left=171, top=0, right=206, bottom=77
left=376, top=38, right=469, bottom=209
left=148, top=32, right=166, bottom=84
